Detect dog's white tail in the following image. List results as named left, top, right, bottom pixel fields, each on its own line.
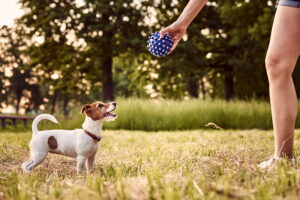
left=32, top=114, right=59, bottom=135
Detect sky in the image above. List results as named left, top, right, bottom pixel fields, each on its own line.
left=0, top=0, right=24, bottom=27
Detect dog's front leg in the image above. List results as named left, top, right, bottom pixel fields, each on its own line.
left=86, top=153, right=96, bottom=173
left=76, top=155, right=87, bottom=174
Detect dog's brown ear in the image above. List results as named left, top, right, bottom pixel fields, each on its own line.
left=81, top=104, right=91, bottom=114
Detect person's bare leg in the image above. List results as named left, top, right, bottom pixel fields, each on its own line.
left=265, top=6, right=300, bottom=158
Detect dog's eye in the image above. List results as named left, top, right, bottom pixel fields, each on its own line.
left=98, top=104, right=104, bottom=108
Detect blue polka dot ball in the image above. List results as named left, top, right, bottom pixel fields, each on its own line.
left=147, top=31, right=174, bottom=57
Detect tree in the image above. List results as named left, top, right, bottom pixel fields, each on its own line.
left=18, top=0, right=153, bottom=104
left=0, top=25, right=43, bottom=113
left=0, top=27, right=9, bottom=110
left=76, top=0, right=153, bottom=100
left=18, top=0, right=90, bottom=115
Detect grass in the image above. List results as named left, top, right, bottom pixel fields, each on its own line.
left=104, top=99, right=274, bottom=131
left=1, top=129, right=300, bottom=199
left=2, top=99, right=281, bottom=132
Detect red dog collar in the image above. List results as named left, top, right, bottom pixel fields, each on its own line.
left=83, top=129, right=102, bottom=142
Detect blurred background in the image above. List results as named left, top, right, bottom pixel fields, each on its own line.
left=1, top=0, right=300, bottom=130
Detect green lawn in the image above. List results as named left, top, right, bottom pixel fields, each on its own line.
left=1, top=130, right=300, bottom=200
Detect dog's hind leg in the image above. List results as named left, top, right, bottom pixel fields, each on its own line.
left=23, top=152, right=47, bottom=172
left=22, top=159, right=32, bottom=167
left=86, top=153, right=96, bottom=174
left=22, top=159, right=33, bottom=172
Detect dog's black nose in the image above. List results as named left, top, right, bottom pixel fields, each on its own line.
left=112, top=102, right=117, bottom=107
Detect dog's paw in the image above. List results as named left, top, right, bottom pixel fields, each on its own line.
left=22, top=161, right=33, bottom=173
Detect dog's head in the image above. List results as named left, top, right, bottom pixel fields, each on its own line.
left=81, top=101, right=117, bottom=122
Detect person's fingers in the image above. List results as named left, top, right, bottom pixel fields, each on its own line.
left=170, top=32, right=184, bottom=42
left=168, top=39, right=180, bottom=54
left=159, top=28, right=168, bottom=38
left=159, top=29, right=166, bottom=38
left=173, top=35, right=180, bottom=41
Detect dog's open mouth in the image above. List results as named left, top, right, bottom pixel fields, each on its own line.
left=104, top=112, right=117, bottom=117
left=104, top=107, right=117, bottom=117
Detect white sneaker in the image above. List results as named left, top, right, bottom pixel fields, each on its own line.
left=258, top=156, right=296, bottom=169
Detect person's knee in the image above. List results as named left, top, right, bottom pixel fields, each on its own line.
left=265, top=54, right=291, bottom=82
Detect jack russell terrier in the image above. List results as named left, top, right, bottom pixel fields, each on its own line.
left=22, top=101, right=117, bottom=174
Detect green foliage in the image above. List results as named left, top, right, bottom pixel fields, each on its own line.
left=113, top=53, right=152, bottom=98
left=76, top=0, right=154, bottom=100
left=15, top=0, right=156, bottom=110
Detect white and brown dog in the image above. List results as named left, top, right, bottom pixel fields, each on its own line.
left=22, top=101, right=117, bottom=174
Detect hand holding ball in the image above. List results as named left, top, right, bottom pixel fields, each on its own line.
left=147, top=32, right=174, bottom=57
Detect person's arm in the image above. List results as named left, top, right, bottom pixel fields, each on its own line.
left=160, top=0, right=207, bottom=53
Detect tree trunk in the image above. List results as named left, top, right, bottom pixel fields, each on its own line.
left=101, top=56, right=114, bottom=101
left=101, top=26, right=114, bottom=101
left=51, top=92, right=57, bottom=114
left=200, top=77, right=206, bottom=100
left=15, top=89, right=22, bottom=114
left=62, top=96, right=69, bottom=117
left=15, top=98, right=20, bottom=114
left=224, top=67, right=234, bottom=101
left=187, top=78, right=199, bottom=98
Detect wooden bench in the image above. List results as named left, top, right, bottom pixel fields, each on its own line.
left=0, top=115, right=35, bottom=129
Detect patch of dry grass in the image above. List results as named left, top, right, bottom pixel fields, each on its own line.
left=1, top=130, right=300, bottom=199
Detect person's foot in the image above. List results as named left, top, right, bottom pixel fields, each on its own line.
left=258, top=156, right=296, bottom=169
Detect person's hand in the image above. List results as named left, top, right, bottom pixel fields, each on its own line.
left=159, top=22, right=188, bottom=54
